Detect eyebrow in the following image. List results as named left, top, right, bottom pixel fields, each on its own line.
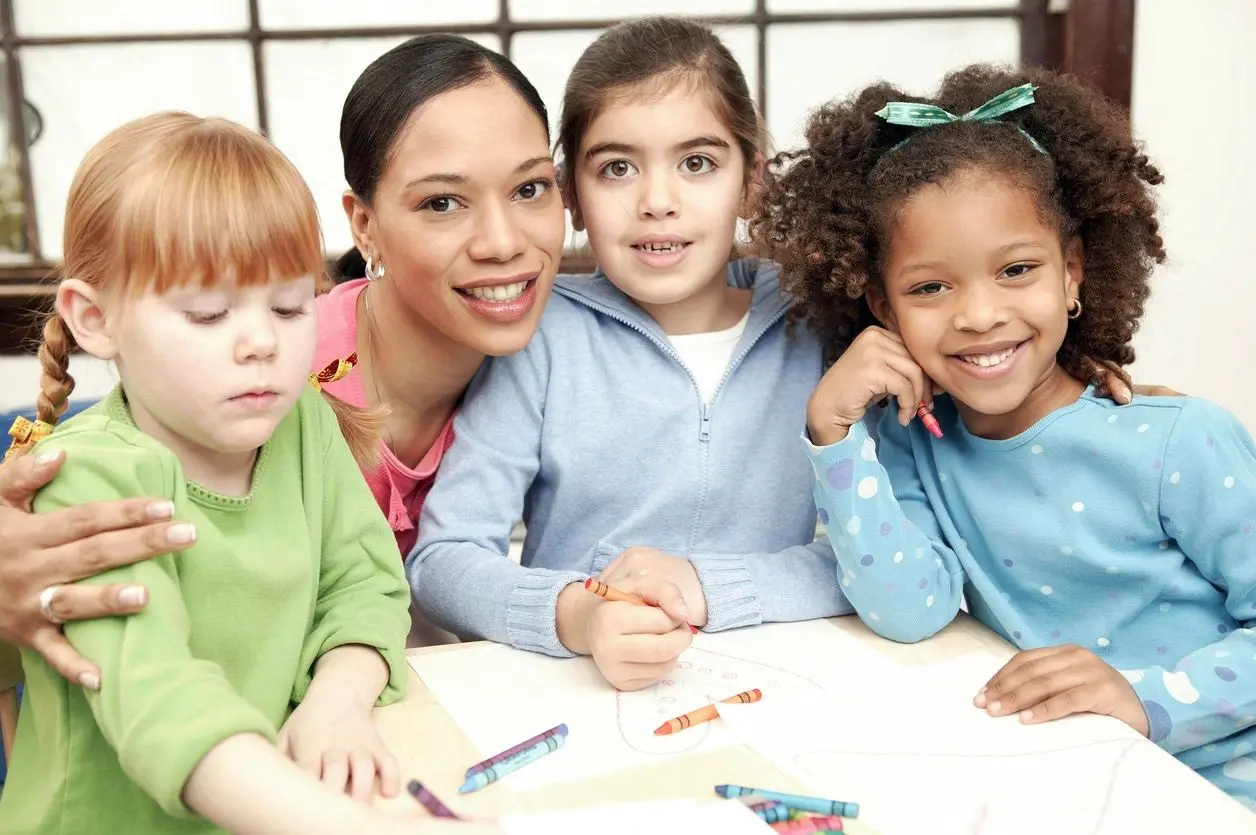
left=583, top=135, right=731, bottom=159
left=896, top=241, right=1050, bottom=278
left=404, top=156, right=553, bottom=188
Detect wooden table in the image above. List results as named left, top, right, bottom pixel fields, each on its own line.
left=372, top=614, right=1016, bottom=829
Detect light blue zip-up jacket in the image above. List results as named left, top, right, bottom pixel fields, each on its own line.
left=407, top=258, right=853, bottom=657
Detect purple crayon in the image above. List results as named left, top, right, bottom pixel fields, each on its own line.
left=407, top=780, right=459, bottom=819
left=465, top=723, right=568, bottom=777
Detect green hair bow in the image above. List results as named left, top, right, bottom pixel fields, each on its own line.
left=874, top=82, right=1047, bottom=154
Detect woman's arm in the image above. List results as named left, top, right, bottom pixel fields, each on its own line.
left=0, top=448, right=195, bottom=687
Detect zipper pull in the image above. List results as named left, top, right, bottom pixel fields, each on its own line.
left=700, top=403, right=711, bottom=442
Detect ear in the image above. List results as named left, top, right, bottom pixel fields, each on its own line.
left=739, top=152, right=767, bottom=218
left=866, top=285, right=899, bottom=334
left=55, top=279, right=116, bottom=360
left=1064, top=235, right=1085, bottom=303
left=558, top=165, right=584, bottom=232
left=342, top=190, right=377, bottom=258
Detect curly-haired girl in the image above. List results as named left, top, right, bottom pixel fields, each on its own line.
left=753, top=64, right=1256, bottom=809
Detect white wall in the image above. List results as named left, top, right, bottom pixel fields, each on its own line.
left=1129, top=0, right=1256, bottom=426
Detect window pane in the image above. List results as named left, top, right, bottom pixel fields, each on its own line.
left=766, top=19, right=1019, bottom=151
left=510, top=0, right=753, bottom=21
left=0, top=63, right=30, bottom=260
left=767, top=0, right=1015, bottom=11
left=259, top=0, right=497, bottom=30
left=14, top=0, right=248, bottom=37
left=22, top=43, right=258, bottom=260
left=265, top=35, right=501, bottom=255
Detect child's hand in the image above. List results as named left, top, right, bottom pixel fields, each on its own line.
left=598, top=546, right=707, bottom=627
left=278, top=693, right=400, bottom=805
left=806, top=326, right=934, bottom=446
left=585, top=575, right=694, bottom=691
left=974, top=645, right=1150, bottom=737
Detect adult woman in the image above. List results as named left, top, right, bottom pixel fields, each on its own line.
left=0, top=34, right=566, bottom=688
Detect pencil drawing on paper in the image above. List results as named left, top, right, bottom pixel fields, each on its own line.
left=614, top=646, right=826, bottom=754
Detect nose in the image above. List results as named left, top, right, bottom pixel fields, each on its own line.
left=952, top=283, right=1011, bottom=333
left=234, top=309, right=278, bottom=364
left=638, top=168, right=679, bottom=220
left=467, top=198, right=528, bottom=263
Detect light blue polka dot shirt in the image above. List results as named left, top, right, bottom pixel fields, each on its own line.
left=806, top=388, right=1256, bottom=808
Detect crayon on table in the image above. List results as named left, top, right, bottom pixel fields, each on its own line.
left=584, top=578, right=699, bottom=634
left=771, top=814, right=845, bottom=833
left=465, top=723, right=568, bottom=777
left=407, top=780, right=460, bottom=819
left=459, top=734, right=566, bottom=794
left=745, top=799, right=791, bottom=824
left=653, top=688, right=763, bottom=735
left=715, top=785, right=859, bottom=818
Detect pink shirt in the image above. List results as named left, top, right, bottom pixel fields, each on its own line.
left=313, top=279, right=456, bottom=557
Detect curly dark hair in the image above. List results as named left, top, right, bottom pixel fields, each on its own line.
left=750, top=64, right=1166, bottom=384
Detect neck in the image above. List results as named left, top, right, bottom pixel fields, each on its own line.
left=125, top=393, right=258, bottom=496
left=635, top=265, right=751, bottom=336
left=956, top=363, right=1086, bottom=440
left=357, top=280, right=485, bottom=467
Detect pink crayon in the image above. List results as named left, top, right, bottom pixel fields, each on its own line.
left=916, top=401, right=943, bottom=439
left=465, top=723, right=568, bottom=777
left=771, top=815, right=845, bottom=833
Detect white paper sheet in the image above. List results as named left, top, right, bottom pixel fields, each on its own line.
left=719, top=652, right=1256, bottom=835
left=499, top=799, right=771, bottom=834
left=408, top=620, right=875, bottom=789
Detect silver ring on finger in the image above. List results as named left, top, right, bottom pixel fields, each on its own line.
left=38, top=584, right=66, bottom=625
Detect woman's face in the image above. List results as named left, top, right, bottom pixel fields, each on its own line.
left=346, top=76, right=566, bottom=357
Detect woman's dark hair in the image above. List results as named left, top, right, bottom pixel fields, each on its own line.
left=335, top=34, right=549, bottom=280
left=750, top=64, right=1165, bottom=385
left=556, top=16, right=764, bottom=210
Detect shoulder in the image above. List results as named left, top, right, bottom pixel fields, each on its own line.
left=32, top=414, right=178, bottom=506
left=1161, top=396, right=1254, bottom=452
left=313, top=280, right=365, bottom=363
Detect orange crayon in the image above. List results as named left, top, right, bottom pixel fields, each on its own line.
left=653, top=688, right=762, bottom=735
left=583, top=578, right=699, bottom=634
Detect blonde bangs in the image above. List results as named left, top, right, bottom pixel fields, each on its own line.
left=63, top=112, right=324, bottom=297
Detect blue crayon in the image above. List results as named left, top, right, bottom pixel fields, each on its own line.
left=715, top=784, right=859, bottom=818
left=459, top=734, right=566, bottom=793
left=745, top=799, right=791, bottom=824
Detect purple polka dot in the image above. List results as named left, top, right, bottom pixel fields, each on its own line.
left=1170, top=583, right=1181, bottom=593
left=1143, top=701, right=1172, bottom=743
left=1217, top=698, right=1237, bottom=716
left=826, top=460, right=854, bottom=490
left=1109, top=590, right=1120, bottom=599
left=1008, top=527, right=1020, bottom=538
left=860, top=554, right=875, bottom=566
left=1034, top=488, right=1045, bottom=497
left=918, top=578, right=929, bottom=590
left=1245, top=522, right=1253, bottom=535
left=1157, top=645, right=1168, bottom=655
left=1012, top=630, right=1022, bottom=640
left=1152, top=459, right=1162, bottom=471
left=818, top=508, right=830, bottom=525
left=1181, top=658, right=1196, bottom=671
left=1216, top=667, right=1237, bottom=682
left=1124, top=534, right=1136, bottom=542
left=1050, top=629, right=1061, bottom=639
left=1207, top=435, right=1215, bottom=448
left=880, top=522, right=893, bottom=536
left=1217, top=623, right=1230, bottom=635
left=1003, top=558, right=1015, bottom=568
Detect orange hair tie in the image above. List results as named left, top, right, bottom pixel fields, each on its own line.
left=4, top=415, right=55, bottom=461
left=309, top=352, right=359, bottom=392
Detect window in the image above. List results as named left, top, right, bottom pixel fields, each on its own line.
left=0, top=0, right=1083, bottom=351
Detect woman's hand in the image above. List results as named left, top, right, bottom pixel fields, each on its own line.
left=0, top=450, right=196, bottom=688
left=807, top=327, right=933, bottom=447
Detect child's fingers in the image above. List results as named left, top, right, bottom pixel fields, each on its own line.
left=976, top=646, right=1071, bottom=706
left=348, top=750, right=376, bottom=805
left=982, top=666, right=1093, bottom=717
left=276, top=727, right=291, bottom=758
left=611, top=659, right=680, bottom=691
left=320, top=750, right=350, bottom=795
left=376, top=749, right=401, bottom=799
left=1016, top=683, right=1099, bottom=724
left=627, top=576, right=692, bottom=624
left=613, top=629, right=691, bottom=664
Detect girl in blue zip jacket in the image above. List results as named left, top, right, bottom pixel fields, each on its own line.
left=407, top=18, right=852, bottom=690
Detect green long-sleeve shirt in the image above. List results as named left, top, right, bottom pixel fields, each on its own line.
left=0, top=386, right=410, bottom=833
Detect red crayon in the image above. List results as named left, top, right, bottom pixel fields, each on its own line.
left=771, top=815, right=845, bottom=833
left=584, top=578, right=699, bottom=634
left=916, top=402, right=943, bottom=439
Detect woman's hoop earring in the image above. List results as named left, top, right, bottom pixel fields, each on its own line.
left=1067, top=298, right=1083, bottom=320
left=364, top=255, right=386, bottom=282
